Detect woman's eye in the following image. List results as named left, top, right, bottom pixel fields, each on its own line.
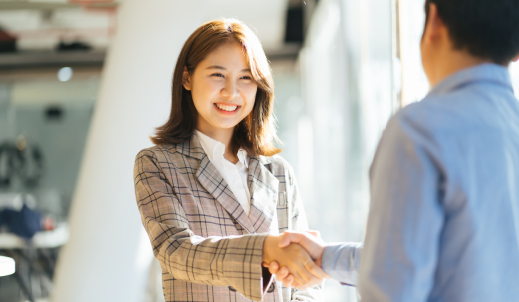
left=241, top=76, right=252, bottom=80
left=211, top=73, right=224, bottom=78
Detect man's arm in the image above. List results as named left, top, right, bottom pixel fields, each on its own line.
left=321, top=242, right=362, bottom=286
left=358, top=114, right=444, bottom=302
left=270, top=112, right=444, bottom=301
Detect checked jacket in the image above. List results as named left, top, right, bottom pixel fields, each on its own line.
left=134, top=134, right=322, bottom=302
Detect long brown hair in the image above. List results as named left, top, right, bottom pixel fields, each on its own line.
left=151, top=18, right=281, bottom=157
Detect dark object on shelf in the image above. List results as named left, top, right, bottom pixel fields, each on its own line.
left=0, top=27, right=17, bottom=53
left=56, top=41, right=92, bottom=52
left=285, top=6, right=304, bottom=43
left=45, top=106, right=64, bottom=121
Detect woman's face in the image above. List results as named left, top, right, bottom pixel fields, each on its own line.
left=184, top=42, right=258, bottom=134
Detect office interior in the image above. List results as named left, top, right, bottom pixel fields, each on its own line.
left=0, top=0, right=518, bottom=301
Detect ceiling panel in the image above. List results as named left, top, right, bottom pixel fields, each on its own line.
left=0, top=0, right=289, bottom=51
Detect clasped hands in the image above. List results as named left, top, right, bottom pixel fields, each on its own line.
left=262, top=231, right=330, bottom=289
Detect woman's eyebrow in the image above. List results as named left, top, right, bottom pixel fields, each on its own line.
left=206, top=65, right=251, bottom=72
left=206, top=65, right=226, bottom=70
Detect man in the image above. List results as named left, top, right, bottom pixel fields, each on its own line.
left=265, top=0, right=519, bottom=301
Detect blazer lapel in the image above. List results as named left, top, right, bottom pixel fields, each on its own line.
left=180, top=135, right=256, bottom=234
left=247, top=156, right=279, bottom=234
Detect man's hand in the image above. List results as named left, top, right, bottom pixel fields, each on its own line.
left=264, top=231, right=329, bottom=288
left=262, top=234, right=329, bottom=289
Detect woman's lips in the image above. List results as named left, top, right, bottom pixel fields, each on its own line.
left=214, top=103, right=240, bottom=115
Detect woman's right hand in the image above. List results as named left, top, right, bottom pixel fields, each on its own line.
left=262, top=235, right=329, bottom=289
left=263, top=261, right=295, bottom=287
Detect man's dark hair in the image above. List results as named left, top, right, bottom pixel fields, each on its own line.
left=425, top=0, right=519, bottom=65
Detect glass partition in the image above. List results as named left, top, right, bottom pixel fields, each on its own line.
left=294, top=0, right=394, bottom=300
left=0, top=67, right=99, bottom=219
left=0, top=66, right=99, bottom=301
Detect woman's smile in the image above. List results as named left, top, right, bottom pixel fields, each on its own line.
left=214, top=102, right=241, bottom=115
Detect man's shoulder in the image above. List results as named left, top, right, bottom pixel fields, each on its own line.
left=391, top=87, right=493, bottom=137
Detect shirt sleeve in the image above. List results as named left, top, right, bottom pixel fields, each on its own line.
left=134, top=149, right=269, bottom=301
left=321, top=242, right=363, bottom=286
left=357, top=114, right=444, bottom=302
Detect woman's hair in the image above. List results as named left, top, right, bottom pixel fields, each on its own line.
left=151, top=18, right=281, bottom=157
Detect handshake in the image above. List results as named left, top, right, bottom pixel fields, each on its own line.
left=262, top=231, right=331, bottom=289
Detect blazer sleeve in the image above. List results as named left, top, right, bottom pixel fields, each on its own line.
left=134, top=149, right=268, bottom=301
left=284, top=162, right=324, bottom=302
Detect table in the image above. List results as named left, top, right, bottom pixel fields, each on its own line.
left=0, top=256, right=15, bottom=277
left=0, top=223, right=69, bottom=301
left=0, top=223, right=69, bottom=249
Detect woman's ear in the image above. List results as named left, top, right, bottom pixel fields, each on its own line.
left=182, top=66, right=192, bottom=91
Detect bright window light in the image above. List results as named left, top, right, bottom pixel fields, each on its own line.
left=509, top=61, right=519, bottom=99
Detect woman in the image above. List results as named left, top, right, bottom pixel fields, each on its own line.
left=134, top=19, right=325, bottom=302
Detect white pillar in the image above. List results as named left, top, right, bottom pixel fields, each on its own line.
left=51, top=1, right=201, bottom=301
left=51, top=1, right=287, bottom=301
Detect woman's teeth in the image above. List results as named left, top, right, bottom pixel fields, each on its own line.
left=215, top=104, right=238, bottom=112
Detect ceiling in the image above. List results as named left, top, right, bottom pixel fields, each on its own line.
left=0, top=0, right=293, bottom=52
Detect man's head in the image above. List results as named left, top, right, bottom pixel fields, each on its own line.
left=421, top=0, right=519, bottom=86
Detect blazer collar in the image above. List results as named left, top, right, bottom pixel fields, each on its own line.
left=178, top=134, right=279, bottom=234
left=195, top=155, right=256, bottom=234
left=247, top=156, right=279, bottom=234
left=175, top=134, right=277, bottom=165
left=175, top=134, right=205, bottom=160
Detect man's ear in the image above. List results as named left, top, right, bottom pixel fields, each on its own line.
left=182, top=66, right=192, bottom=91
left=422, top=3, right=444, bottom=46
left=513, top=53, right=519, bottom=63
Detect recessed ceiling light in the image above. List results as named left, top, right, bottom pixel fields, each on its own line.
left=58, top=67, right=73, bottom=82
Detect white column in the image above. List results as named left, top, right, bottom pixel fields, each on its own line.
left=51, top=1, right=203, bottom=301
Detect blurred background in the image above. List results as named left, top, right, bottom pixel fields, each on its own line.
left=0, top=0, right=518, bottom=301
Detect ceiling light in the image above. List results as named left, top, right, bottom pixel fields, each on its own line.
left=58, top=67, right=73, bottom=82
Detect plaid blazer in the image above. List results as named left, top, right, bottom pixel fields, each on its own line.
left=134, top=134, right=322, bottom=302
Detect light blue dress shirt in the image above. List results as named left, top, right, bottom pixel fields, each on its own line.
left=322, top=64, right=519, bottom=302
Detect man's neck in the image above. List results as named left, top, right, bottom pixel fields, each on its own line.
left=429, top=50, right=494, bottom=88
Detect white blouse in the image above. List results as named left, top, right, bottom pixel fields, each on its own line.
left=195, top=131, right=251, bottom=216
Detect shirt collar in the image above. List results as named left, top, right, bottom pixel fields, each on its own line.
left=195, top=130, right=249, bottom=168
left=428, top=63, right=514, bottom=97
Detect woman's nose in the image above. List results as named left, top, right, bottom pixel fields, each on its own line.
left=221, top=80, right=239, bottom=100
